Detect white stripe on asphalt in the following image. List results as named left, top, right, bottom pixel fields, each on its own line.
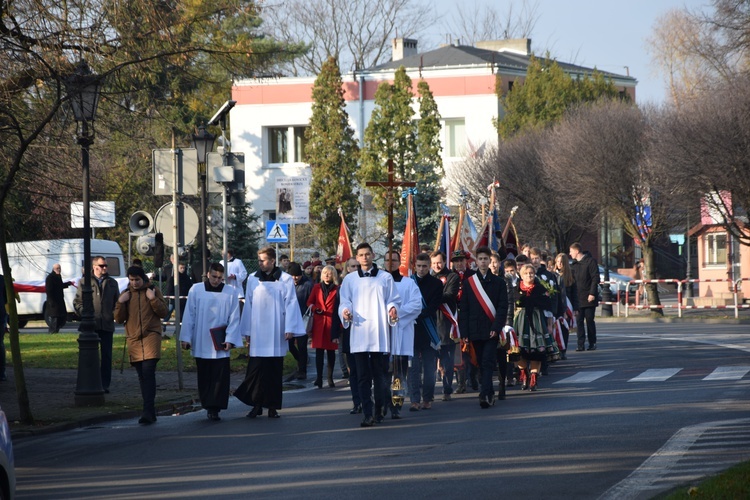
left=703, top=366, right=750, bottom=381
left=554, top=371, right=613, bottom=384
left=628, top=368, right=682, bottom=382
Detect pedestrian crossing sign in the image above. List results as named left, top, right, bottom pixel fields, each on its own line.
left=266, top=220, right=289, bottom=243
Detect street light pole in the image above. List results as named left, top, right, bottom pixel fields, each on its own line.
left=601, top=212, right=613, bottom=317
left=65, top=60, right=105, bottom=407
left=191, top=124, right=215, bottom=281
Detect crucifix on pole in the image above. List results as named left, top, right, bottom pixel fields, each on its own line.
left=365, top=159, right=416, bottom=261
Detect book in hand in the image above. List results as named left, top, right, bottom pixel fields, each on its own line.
left=209, top=325, right=228, bottom=351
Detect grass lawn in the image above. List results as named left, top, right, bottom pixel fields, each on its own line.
left=656, top=459, right=750, bottom=499
left=11, top=333, right=298, bottom=374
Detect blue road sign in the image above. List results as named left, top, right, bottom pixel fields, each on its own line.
left=266, top=220, right=289, bottom=243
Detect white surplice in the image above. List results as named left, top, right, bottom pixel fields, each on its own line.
left=221, top=258, right=248, bottom=297
left=390, top=278, right=422, bottom=356
left=240, top=270, right=305, bottom=357
left=180, top=283, right=242, bottom=359
left=338, top=269, right=401, bottom=353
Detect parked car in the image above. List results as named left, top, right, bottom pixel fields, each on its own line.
left=0, top=405, right=15, bottom=499
left=598, top=265, right=638, bottom=303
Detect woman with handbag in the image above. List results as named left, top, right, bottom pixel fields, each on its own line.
left=306, top=265, right=340, bottom=388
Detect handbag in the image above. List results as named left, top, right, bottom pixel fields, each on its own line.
left=303, top=305, right=314, bottom=334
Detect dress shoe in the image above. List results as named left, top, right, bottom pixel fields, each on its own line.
left=267, top=408, right=281, bottom=418
left=246, top=406, right=263, bottom=418
left=409, top=403, right=420, bottom=412
left=421, top=401, right=432, bottom=410
left=207, top=411, right=221, bottom=421
left=360, top=416, right=375, bottom=427
left=479, top=396, right=490, bottom=409
left=575, top=346, right=585, bottom=352
left=138, top=415, right=156, bottom=425
left=314, top=378, right=323, bottom=389
left=349, top=404, right=362, bottom=414
left=587, top=344, right=597, bottom=351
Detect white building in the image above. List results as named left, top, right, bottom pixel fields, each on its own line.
left=230, top=38, right=636, bottom=230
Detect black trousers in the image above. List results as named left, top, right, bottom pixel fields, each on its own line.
left=133, top=358, right=159, bottom=419
left=288, top=335, right=309, bottom=375
left=354, top=352, right=388, bottom=418
left=195, top=357, right=231, bottom=411
left=576, top=307, right=597, bottom=347
left=471, top=337, right=499, bottom=400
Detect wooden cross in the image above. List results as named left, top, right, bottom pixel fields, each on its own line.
left=365, top=159, right=416, bottom=262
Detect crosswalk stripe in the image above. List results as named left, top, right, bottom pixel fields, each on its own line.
left=628, top=368, right=682, bottom=382
left=703, top=366, right=750, bottom=381
left=554, top=371, right=613, bottom=384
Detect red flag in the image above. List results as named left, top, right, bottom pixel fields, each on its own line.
left=335, top=208, right=353, bottom=264
left=399, top=190, right=420, bottom=276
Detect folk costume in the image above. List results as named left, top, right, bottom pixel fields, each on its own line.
left=235, top=267, right=305, bottom=415
left=180, top=281, right=242, bottom=419
left=458, top=269, right=508, bottom=408
left=514, top=277, right=561, bottom=392
left=338, top=264, right=401, bottom=422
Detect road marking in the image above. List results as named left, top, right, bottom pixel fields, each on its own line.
left=628, top=368, right=682, bottom=382
left=703, top=366, right=750, bottom=381
left=554, top=371, right=613, bottom=384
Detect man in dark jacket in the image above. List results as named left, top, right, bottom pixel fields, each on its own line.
left=74, top=255, right=120, bottom=393
left=407, top=253, right=443, bottom=410
left=45, top=263, right=71, bottom=333
left=458, top=246, right=508, bottom=409
left=287, top=262, right=313, bottom=379
left=569, top=243, right=600, bottom=351
left=431, top=250, right=460, bottom=401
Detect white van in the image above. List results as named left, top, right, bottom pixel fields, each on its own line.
left=5, top=239, right=126, bottom=327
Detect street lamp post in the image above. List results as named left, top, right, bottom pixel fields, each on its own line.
left=191, top=124, right=215, bottom=281
left=601, top=212, right=613, bottom=317
left=65, top=60, right=105, bottom=406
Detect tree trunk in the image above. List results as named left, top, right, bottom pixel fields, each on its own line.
left=641, top=243, right=664, bottom=317
left=0, top=223, right=34, bottom=423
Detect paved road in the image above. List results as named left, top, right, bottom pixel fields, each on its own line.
left=11, top=323, right=750, bottom=500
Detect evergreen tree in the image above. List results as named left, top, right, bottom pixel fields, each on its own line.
left=415, top=81, right=444, bottom=243
left=305, top=57, right=360, bottom=252
left=360, top=67, right=444, bottom=243
left=495, top=55, right=623, bottom=138
left=228, top=199, right=263, bottom=263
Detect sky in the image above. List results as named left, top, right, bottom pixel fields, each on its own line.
left=429, top=0, right=709, bottom=105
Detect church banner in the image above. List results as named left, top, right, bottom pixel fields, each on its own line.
left=275, top=176, right=310, bottom=224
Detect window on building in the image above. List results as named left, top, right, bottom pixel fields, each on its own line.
left=294, top=126, right=308, bottom=162
left=269, top=127, right=288, bottom=164
left=444, top=119, right=466, bottom=158
left=704, top=232, right=727, bottom=266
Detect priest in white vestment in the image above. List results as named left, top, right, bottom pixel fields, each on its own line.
left=235, top=247, right=305, bottom=418
left=180, top=262, right=242, bottom=421
left=338, top=243, right=400, bottom=427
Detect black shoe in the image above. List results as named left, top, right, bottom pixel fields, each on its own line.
left=268, top=408, right=281, bottom=419
left=207, top=411, right=221, bottom=421
left=360, top=416, right=375, bottom=427
left=246, top=406, right=263, bottom=418
left=327, top=378, right=335, bottom=388
left=138, top=415, right=156, bottom=425
left=349, top=404, right=362, bottom=414
left=587, top=344, right=597, bottom=351
left=480, top=396, right=490, bottom=409
left=314, top=378, right=323, bottom=389
left=575, top=346, right=585, bottom=352
left=375, top=414, right=385, bottom=424
left=103, top=388, right=110, bottom=394
left=296, top=371, right=307, bottom=380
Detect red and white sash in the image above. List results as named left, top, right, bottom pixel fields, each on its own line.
left=467, top=274, right=496, bottom=322
left=440, top=303, right=460, bottom=340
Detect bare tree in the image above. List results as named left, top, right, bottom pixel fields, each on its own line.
left=652, top=74, right=750, bottom=246
left=441, top=0, right=540, bottom=46
left=648, top=0, right=750, bottom=107
left=451, top=127, right=586, bottom=253
left=263, top=0, right=438, bottom=75
left=544, top=99, right=683, bottom=314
